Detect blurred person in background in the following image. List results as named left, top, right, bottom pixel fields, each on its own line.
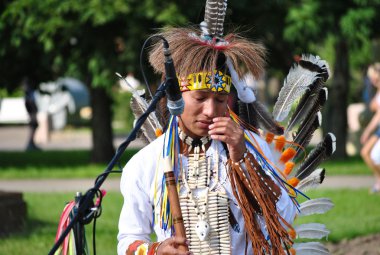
left=23, top=78, right=40, bottom=151
left=360, top=63, right=380, bottom=193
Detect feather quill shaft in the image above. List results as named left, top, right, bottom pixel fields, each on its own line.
left=299, top=198, right=334, bottom=216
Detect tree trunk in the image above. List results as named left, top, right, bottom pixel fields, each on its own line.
left=90, top=86, right=115, bottom=163
left=324, top=38, right=349, bottom=159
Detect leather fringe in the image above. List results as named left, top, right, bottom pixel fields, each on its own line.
left=228, top=152, right=293, bottom=254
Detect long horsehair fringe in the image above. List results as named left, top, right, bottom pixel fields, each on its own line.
left=149, top=27, right=266, bottom=80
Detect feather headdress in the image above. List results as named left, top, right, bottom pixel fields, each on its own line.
left=264, top=54, right=335, bottom=254
left=149, top=27, right=266, bottom=81
left=149, top=1, right=266, bottom=84
left=117, top=73, right=163, bottom=144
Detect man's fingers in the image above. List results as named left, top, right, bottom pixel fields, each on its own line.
left=158, top=237, right=192, bottom=255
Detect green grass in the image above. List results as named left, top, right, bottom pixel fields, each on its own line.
left=0, top=151, right=372, bottom=179
left=320, top=156, right=372, bottom=176
left=0, top=192, right=123, bottom=255
left=295, top=189, right=380, bottom=243
left=0, top=189, right=379, bottom=254
left=0, top=150, right=139, bottom=179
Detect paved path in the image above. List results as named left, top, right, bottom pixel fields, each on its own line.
left=0, top=125, right=144, bottom=151
left=0, top=175, right=375, bottom=193
left=0, top=126, right=374, bottom=193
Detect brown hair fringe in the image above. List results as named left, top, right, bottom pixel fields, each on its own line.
left=148, top=27, right=266, bottom=80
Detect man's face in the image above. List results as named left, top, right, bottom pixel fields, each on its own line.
left=179, top=90, right=229, bottom=138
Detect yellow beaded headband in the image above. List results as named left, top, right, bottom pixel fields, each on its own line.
left=179, top=70, right=231, bottom=93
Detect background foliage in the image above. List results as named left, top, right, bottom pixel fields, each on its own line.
left=1, top=0, right=380, bottom=161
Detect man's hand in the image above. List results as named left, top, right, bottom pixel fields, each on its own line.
left=208, top=117, right=246, bottom=162
left=156, top=237, right=192, bottom=255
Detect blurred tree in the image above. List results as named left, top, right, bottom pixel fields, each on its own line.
left=284, top=0, right=380, bottom=159
left=0, top=0, right=187, bottom=162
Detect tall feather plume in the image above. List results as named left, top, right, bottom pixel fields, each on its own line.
left=293, top=111, right=322, bottom=161
left=117, top=73, right=163, bottom=144
left=294, top=223, right=330, bottom=239
left=299, top=198, right=334, bottom=216
left=295, top=133, right=336, bottom=180
left=273, top=64, right=319, bottom=122
left=297, top=168, right=325, bottom=192
left=293, top=242, right=330, bottom=255
left=250, top=101, right=284, bottom=135
left=286, top=86, right=328, bottom=134
left=203, top=0, right=228, bottom=37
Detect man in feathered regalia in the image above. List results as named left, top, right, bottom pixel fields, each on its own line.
left=118, top=1, right=335, bottom=255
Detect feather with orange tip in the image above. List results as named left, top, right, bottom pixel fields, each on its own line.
left=288, top=177, right=300, bottom=187
left=265, top=132, right=275, bottom=143
left=289, top=247, right=296, bottom=255
left=279, top=147, right=297, bottom=164
left=283, top=162, right=295, bottom=176
left=297, top=168, right=325, bottom=192
left=288, top=228, right=297, bottom=240
left=275, top=135, right=287, bottom=151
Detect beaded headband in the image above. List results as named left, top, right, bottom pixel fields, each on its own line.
left=179, top=70, right=231, bottom=93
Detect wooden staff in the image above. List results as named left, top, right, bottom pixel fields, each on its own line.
left=164, top=157, right=188, bottom=252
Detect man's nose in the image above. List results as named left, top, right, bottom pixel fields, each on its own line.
left=203, top=99, right=218, bottom=118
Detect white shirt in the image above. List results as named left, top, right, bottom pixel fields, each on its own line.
left=117, top=132, right=297, bottom=255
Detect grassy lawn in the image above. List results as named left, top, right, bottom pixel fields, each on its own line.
left=0, top=151, right=372, bottom=179
left=0, top=189, right=379, bottom=254
left=0, top=150, right=139, bottom=179
left=320, top=155, right=372, bottom=176
left=0, top=149, right=376, bottom=252
left=0, top=192, right=123, bottom=255
left=294, top=189, right=380, bottom=242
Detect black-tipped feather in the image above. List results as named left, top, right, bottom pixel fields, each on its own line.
left=298, top=54, right=330, bottom=82
left=250, top=101, right=284, bottom=135
left=295, top=133, right=336, bottom=180
left=273, top=64, right=319, bottom=122
left=297, top=168, right=325, bottom=192
left=293, top=112, right=322, bottom=161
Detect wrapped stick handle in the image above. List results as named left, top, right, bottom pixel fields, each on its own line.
left=164, top=158, right=188, bottom=252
